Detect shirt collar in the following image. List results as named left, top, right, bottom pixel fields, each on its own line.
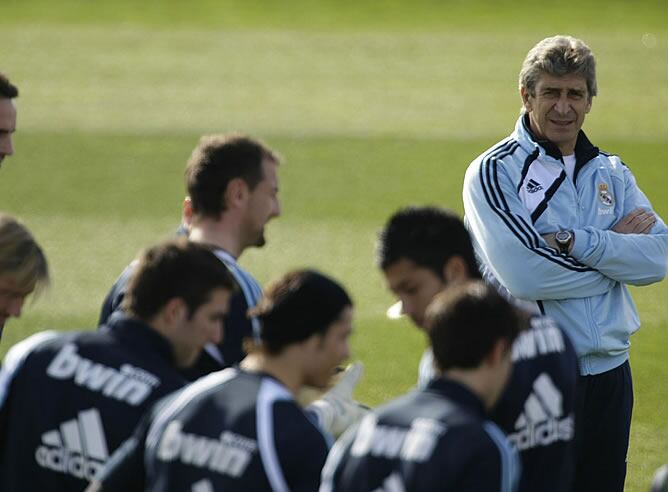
left=103, top=313, right=178, bottom=366
left=425, top=377, right=487, bottom=418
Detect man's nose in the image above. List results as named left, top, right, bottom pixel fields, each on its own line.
left=554, top=95, right=570, bottom=115
left=211, top=320, right=224, bottom=345
left=272, top=198, right=282, bottom=219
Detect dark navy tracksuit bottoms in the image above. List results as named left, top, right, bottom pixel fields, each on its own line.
left=573, top=360, right=633, bottom=492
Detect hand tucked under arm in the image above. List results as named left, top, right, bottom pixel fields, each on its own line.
left=612, top=207, right=656, bottom=234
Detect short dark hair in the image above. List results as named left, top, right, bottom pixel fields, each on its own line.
left=124, top=239, right=235, bottom=321
left=250, top=270, right=352, bottom=355
left=185, top=134, right=280, bottom=219
left=427, top=282, right=520, bottom=371
left=0, top=73, right=18, bottom=99
left=377, top=206, right=481, bottom=279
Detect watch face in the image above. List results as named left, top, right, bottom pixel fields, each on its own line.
left=555, top=230, right=572, bottom=244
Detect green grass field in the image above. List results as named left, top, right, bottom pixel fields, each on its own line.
left=1, top=1, right=667, bottom=489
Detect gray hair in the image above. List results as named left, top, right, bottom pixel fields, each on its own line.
left=519, top=35, right=597, bottom=98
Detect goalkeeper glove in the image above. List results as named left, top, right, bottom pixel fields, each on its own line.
left=308, top=361, right=369, bottom=438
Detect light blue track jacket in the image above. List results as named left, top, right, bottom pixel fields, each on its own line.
left=463, top=115, right=668, bottom=375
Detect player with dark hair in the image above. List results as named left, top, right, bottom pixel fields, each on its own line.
left=0, top=213, right=49, bottom=341
left=100, top=133, right=281, bottom=378
left=90, top=269, right=358, bottom=492
left=321, top=281, right=521, bottom=491
left=374, top=206, right=578, bottom=492
left=0, top=239, right=235, bottom=491
left=0, top=72, right=18, bottom=167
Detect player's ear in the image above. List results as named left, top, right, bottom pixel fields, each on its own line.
left=182, top=196, right=193, bottom=227
left=484, top=338, right=509, bottom=368
left=225, top=178, right=249, bottom=210
left=520, top=87, right=532, bottom=112
left=443, top=256, right=469, bottom=286
left=163, top=297, right=187, bottom=325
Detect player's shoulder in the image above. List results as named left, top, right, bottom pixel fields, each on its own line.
left=465, top=135, right=530, bottom=192
left=472, top=136, right=526, bottom=167
left=5, top=330, right=63, bottom=357
left=370, top=388, right=426, bottom=424
left=1, top=330, right=63, bottom=377
left=588, top=149, right=635, bottom=183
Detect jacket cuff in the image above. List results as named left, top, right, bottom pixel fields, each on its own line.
left=570, top=228, right=590, bottom=260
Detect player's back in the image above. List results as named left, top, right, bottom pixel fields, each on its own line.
left=0, top=316, right=186, bottom=491
left=321, top=378, right=520, bottom=492
left=144, top=368, right=329, bottom=492
left=491, top=315, right=578, bottom=492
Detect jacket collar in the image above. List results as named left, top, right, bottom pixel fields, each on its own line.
left=425, top=377, right=487, bottom=419
left=514, top=113, right=599, bottom=171
left=103, top=312, right=178, bottom=367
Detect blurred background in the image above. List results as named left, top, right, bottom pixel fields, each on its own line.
left=0, top=1, right=666, bottom=488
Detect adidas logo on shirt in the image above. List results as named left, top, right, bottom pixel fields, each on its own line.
left=35, top=408, right=109, bottom=481
left=525, top=179, right=543, bottom=194
left=507, top=373, right=574, bottom=451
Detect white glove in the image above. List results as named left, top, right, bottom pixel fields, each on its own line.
left=308, top=361, right=369, bottom=438
left=651, top=465, right=668, bottom=492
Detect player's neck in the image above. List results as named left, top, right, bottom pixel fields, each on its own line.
left=189, top=218, right=243, bottom=259
left=245, top=350, right=303, bottom=396
left=442, top=368, right=494, bottom=410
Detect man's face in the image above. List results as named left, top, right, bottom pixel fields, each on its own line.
left=522, top=73, right=592, bottom=155
left=302, top=306, right=353, bottom=389
left=173, top=288, right=230, bottom=368
left=0, top=274, right=32, bottom=337
left=0, top=98, right=17, bottom=166
left=384, top=259, right=446, bottom=330
left=242, top=159, right=281, bottom=248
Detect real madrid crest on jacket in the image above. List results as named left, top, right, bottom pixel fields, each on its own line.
left=0, top=314, right=187, bottom=491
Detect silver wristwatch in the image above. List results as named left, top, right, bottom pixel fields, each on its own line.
left=555, top=230, right=573, bottom=254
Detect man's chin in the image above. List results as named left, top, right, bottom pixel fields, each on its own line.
left=253, top=233, right=266, bottom=248
left=411, top=317, right=426, bottom=331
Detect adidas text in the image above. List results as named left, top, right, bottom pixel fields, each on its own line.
left=508, top=415, right=574, bottom=451
left=35, top=446, right=104, bottom=481
left=35, top=409, right=109, bottom=481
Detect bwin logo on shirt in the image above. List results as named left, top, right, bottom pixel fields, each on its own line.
left=157, top=421, right=256, bottom=477
left=508, top=373, right=574, bottom=451
left=35, top=408, right=109, bottom=481
left=46, top=343, right=158, bottom=406
left=525, top=179, right=543, bottom=194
